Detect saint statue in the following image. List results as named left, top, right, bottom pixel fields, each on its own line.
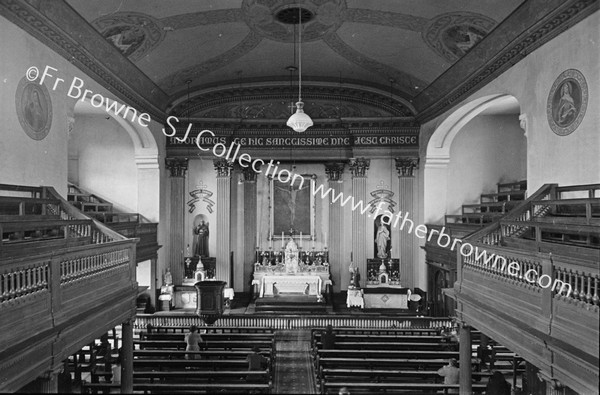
left=375, top=223, right=390, bottom=258
left=163, top=268, right=173, bottom=285
left=194, top=220, right=209, bottom=257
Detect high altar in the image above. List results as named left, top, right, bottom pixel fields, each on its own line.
left=252, top=237, right=331, bottom=300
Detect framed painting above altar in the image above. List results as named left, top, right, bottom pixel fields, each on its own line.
left=270, top=174, right=315, bottom=238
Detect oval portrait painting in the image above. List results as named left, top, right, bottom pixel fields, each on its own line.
left=547, top=69, right=587, bottom=136
left=15, top=77, right=53, bottom=140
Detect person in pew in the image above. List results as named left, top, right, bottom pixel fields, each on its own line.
left=485, top=371, right=511, bottom=395
left=184, top=325, right=204, bottom=360
left=247, top=346, right=268, bottom=371
left=437, top=358, right=460, bottom=394
left=338, top=387, right=351, bottom=395
left=321, top=325, right=336, bottom=350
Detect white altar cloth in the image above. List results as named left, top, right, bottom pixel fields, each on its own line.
left=257, top=275, right=323, bottom=297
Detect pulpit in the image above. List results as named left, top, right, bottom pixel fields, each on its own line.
left=195, top=280, right=226, bottom=325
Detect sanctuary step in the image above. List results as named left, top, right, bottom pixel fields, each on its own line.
left=255, top=295, right=328, bottom=314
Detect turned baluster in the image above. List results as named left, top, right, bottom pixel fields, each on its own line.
left=586, top=273, right=593, bottom=305
left=592, top=276, right=599, bottom=306
left=571, top=270, right=579, bottom=300
left=577, top=271, right=585, bottom=301
left=9, top=272, right=16, bottom=300
left=26, top=266, right=32, bottom=291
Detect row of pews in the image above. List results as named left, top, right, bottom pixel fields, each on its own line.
left=82, top=325, right=275, bottom=394
left=311, top=326, right=522, bottom=394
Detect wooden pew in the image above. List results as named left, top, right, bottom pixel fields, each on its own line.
left=133, top=339, right=273, bottom=351
left=317, top=349, right=460, bottom=360
left=134, top=349, right=273, bottom=361
left=145, top=325, right=275, bottom=334
left=321, top=381, right=488, bottom=394
left=133, top=382, right=271, bottom=394
left=133, top=370, right=269, bottom=382
left=140, top=332, right=275, bottom=342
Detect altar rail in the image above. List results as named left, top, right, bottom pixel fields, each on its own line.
left=134, top=315, right=453, bottom=331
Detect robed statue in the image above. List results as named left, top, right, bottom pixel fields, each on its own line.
left=194, top=220, right=209, bottom=257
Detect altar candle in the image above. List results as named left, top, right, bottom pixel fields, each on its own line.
left=281, top=232, right=284, bottom=248
left=312, top=237, right=315, bottom=249
left=299, top=232, right=302, bottom=248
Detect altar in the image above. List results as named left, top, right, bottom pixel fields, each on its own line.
left=252, top=237, right=331, bottom=299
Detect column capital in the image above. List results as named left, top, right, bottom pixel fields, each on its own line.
left=240, top=166, right=258, bottom=183
left=213, top=158, right=234, bottom=177
left=395, top=157, right=419, bottom=177
left=165, top=157, right=188, bottom=177
left=325, top=162, right=345, bottom=182
left=349, top=157, right=370, bottom=177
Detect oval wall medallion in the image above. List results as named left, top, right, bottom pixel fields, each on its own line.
left=547, top=69, right=588, bottom=136
left=15, top=77, right=53, bottom=141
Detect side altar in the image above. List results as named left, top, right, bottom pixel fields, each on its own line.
left=252, top=237, right=331, bottom=300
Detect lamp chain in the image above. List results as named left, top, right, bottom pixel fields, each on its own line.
left=298, top=7, right=302, bottom=103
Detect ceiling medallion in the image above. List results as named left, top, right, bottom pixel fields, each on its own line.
left=242, top=0, right=346, bottom=43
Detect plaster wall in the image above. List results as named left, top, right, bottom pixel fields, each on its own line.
left=446, top=114, right=526, bottom=214
left=0, top=16, right=71, bottom=196
left=71, top=115, right=138, bottom=213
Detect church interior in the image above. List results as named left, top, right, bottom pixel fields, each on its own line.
left=0, top=0, right=599, bottom=394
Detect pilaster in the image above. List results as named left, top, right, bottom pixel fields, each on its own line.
left=395, top=157, right=419, bottom=289
left=325, top=162, right=345, bottom=292
left=120, top=319, right=133, bottom=394
left=165, top=157, right=188, bottom=285
left=241, top=165, right=258, bottom=292
left=349, top=158, right=370, bottom=287
left=214, top=159, right=234, bottom=284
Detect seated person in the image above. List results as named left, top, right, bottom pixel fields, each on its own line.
left=247, top=346, right=268, bottom=371
left=321, top=324, right=336, bottom=349
left=485, top=371, right=511, bottom=395
left=437, top=358, right=460, bottom=394
left=184, top=325, right=203, bottom=360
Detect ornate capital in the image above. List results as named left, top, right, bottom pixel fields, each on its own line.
left=395, top=157, right=419, bottom=177
left=240, top=165, right=258, bottom=183
left=165, top=157, right=188, bottom=177
left=325, top=162, right=345, bottom=182
left=213, top=158, right=234, bottom=177
left=348, top=157, right=370, bottom=178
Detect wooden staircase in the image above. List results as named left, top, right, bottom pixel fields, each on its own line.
left=67, top=184, right=160, bottom=263
left=444, top=180, right=527, bottom=237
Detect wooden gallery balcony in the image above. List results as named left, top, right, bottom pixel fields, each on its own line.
left=453, top=183, right=600, bottom=394
left=0, top=184, right=138, bottom=392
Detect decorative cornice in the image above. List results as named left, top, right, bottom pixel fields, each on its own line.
left=0, top=0, right=169, bottom=122
left=213, top=159, right=234, bottom=177
left=348, top=157, right=370, bottom=178
left=414, top=0, right=599, bottom=123
left=324, top=162, right=345, bottom=182
left=395, top=157, right=420, bottom=177
left=165, top=157, right=188, bottom=177
left=171, top=84, right=415, bottom=118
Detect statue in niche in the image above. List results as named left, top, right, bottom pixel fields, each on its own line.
left=284, top=237, right=299, bottom=274
left=193, top=220, right=209, bottom=257
left=375, top=215, right=391, bottom=258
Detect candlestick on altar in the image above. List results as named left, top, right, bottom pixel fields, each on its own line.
left=281, top=232, right=284, bottom=248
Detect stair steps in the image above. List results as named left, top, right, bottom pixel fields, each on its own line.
left=254, top=295, right=328, bottom=313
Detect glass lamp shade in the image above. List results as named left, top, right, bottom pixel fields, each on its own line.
left=287, top=101, right=313, bottom=133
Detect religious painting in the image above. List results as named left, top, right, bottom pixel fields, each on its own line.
left=547, top=69, right=588, bottom=136
left=269, top=174, right=315, bottom=238
left=15, top=77, right=52, bottom=141
left=423, top=12, right=496, bottom=62
left=92, top=12, right=165, bottom=61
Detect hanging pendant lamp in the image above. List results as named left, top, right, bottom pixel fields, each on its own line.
left=287, top=7, right=313, bottom=133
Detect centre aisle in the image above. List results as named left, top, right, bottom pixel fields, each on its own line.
left=273, top=329, right=317, bottom=394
